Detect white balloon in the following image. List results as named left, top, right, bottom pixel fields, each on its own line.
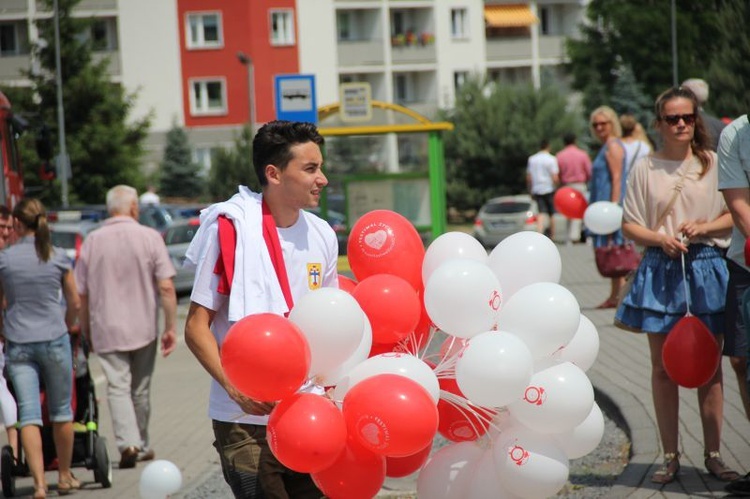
left=583, top=201, right=623, bottom=235
left=333, top=352, right=440, bottom=404
left=552, top=314, right=600, bottom=372
left=289, top=287, right=365, bottom=377
left=139, top=460, right=182, bottom=499
left=554, top=402, right=605, bottom=459
left=494, top=424, right=569, bottom=499
left=417, top=441, right=484, bottom=499
left=455, top=331, right=533, bottom=408
left=508, top=361, right=595, bottom=434
left=424, top=259, right=502, bottom=339
left=467, top=449, right=520, bottom=499
left=317, top=316, right=372, bottom=387
left=423, top=232, right=489, bottom=286
left=498, top=282, right=581, bottom=359
left=488, top=231, right=562, bottom=301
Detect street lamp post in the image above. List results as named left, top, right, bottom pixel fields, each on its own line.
left=237, top=51, right=255, bottom=136
left=54, top=0, right=70, bottom=207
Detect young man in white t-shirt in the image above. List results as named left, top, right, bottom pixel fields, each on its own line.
left=184, top=121, right=338, bottom=498
left=526, top=138, right=560, bottom=239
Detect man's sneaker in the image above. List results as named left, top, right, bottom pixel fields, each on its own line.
left=138, top=448, right=155, bottom=462
left=725, top=473, right=750, bottom=496
left=119, top=446, right=139, bottom=469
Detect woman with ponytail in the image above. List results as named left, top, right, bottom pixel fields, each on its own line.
left=0, top=198, right=81, bottom=498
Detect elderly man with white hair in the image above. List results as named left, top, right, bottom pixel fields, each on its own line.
left=682, top=77, right=727, bottom=151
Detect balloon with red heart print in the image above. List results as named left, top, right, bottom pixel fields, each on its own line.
left=347, top=210, right=425, bottom=292
left=662, top=315, right=720, bottom=388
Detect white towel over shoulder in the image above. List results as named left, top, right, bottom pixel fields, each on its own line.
left=184, top=186, right=288, bottom=321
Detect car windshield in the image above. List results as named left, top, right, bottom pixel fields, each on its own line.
left=165, top=224, right=199, bottom=245
left=484, top=201, right=531, bottom=214
left=50, top=232, right=76, bottom=249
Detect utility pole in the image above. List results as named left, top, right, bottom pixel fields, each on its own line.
left=237, top=51, right=256, bottom=137
left=671, top=0, right=678, bottom=87
left=54, top=0, right=70, bottom=206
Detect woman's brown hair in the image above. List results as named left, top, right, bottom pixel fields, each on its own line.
left=654, top=86, right=712, bottom=176
left=12, top=198, right=52, bottom=262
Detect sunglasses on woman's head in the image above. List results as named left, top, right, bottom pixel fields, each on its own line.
left=662, top=113, right=696, bottom=126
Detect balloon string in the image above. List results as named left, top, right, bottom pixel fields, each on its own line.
left=439, top=390, right=496, bottom=437
left=680, top=238, right=692, bottom=316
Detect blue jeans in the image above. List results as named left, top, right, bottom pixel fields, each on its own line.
left=5, top=334, right=74, bottom=427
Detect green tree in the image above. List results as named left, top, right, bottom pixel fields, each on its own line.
left=208, top=126, right=258, bottom=201
left=159, top=124, right=204, bottom=199
left=566, top=0, right=726, bottom=107
left=610, top=65, right=653, bottom=125
left=442, top=78, right=583, bottom=210
left=21, top=0, right=150, bottom=205
left=706, top=1, right=750, bottom=117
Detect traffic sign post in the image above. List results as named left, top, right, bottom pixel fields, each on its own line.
left=274, top=74, right=317, bottom=124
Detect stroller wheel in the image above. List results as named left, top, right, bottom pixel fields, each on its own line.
left=92, top=437, right=112, bottom=488
left=1, top=445, right=16, bottom=497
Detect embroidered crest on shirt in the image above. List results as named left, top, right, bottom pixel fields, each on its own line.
left=307, top=263, right=322, bottom=290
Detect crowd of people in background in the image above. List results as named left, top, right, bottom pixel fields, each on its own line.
left=525, top=78, right=750, bottom=493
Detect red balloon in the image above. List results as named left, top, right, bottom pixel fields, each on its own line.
left=343, top=373, right=438, bottom=457
left=338, top=275, right=358, bottom=294
left=267, top=393, right=347, bottom=473
left=553, top=187, right=588, bottom=219
left=312, top=437, right=386, bottom=499
left=369, top=341, right=397, bottom=358
left=353, top=274, right=421, bottom=345
left=220, top=313, right=310, bottom=402
left=662, top=316, right=720, bottom=388
left=437, top=377, right=493, bottom=442
left=347, top=210, right=426, bottom=291
left=385, top=443, right=431, bottom=478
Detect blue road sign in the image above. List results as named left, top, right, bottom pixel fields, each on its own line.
left=274, top=74, right=317, bottom=124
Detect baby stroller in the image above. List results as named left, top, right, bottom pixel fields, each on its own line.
left=1, top=334, right=112, bottom=497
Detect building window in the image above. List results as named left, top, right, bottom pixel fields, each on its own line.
left=540, top=7, right=550, bottom=35
left=270, top=10, right=295, bottom=46
left=451, top=8, right=468, bottom=39
left=187, top=12, right=223, bottom=49
left=0, top=23, right=19, bottom=56
left=454, top=71, right=468, bottom=92
left=193, top=147, right=214, bottom=176
left=89, top=18, right=118, bottom=51
left=337, top=11, right=351, bottom=41
left=189, top=79, right=227, bottom=116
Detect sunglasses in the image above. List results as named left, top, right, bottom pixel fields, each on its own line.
left=662, top=113, right=696, bottom=126
left=592, top=121, right=610, bottom=128
left=0, top=225, right=12, bottom=231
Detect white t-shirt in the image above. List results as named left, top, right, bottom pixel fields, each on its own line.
left=622, top=139, right=652, bottom=178
left=527, top=150, right=559, bottom=195
left=190, top=209, right=338, bottom=425
left=139, top=191, right=160, bottom=205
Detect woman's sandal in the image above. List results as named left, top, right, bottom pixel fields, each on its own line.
left=652, top=452, right=680, bottom=484
left=705, top=451, right=741, bottom=482
left=57, top=474, right=81, bottom=496
left=32, top=485, right=47, bottom=499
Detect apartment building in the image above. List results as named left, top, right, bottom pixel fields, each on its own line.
left=0, top=0, right=587, bottom=176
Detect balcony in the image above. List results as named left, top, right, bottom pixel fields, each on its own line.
left=0, top=0, right=28, bottom=15
left=390, top=33, right=435, bottom=65
left=486, top=35, right=565, bottom=64
left=0, top=55, right=30, bottom=83
left=93, top=50, right=121, bottom=76
left=338, top=39, right=384, bottom=67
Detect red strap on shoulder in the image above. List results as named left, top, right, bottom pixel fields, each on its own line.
left=262, top=199, right=294, bottom=313
left=214, top=215, right=236, bottom=295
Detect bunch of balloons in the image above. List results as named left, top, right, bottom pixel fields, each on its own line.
left=220, top=209, right=605, bottom=499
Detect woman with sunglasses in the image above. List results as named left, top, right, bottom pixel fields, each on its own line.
left=588, top=105, right=627, bottom=308
left=614, top=87, right=737, bottom=484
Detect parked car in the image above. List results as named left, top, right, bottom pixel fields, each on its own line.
left=48, top=205, right=108, bottom=223
left=473, top=195, right=539, bottom=248
left=162, top=217, right=200, bottom=294
left=50, top=220, right=101, bottom=265
left=473, top=194, right=581, bottom=247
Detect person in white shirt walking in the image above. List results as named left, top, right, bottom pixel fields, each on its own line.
left=526, top=139, right=560, bottom=239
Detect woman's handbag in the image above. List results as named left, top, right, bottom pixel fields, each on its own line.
left=595, top=242, right=641, bottom=278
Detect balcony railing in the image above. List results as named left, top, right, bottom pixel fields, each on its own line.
left=486, top=35, right=565, bottom=63
left=391, top=43, right=436, bottom=65
left=0, top=55, right=30, bottom=82
left=0, top=0, right=28, bottom=15
left=337, top=39, right=384, bottom=67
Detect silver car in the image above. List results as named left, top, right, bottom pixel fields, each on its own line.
left=473, top=194, right=539, bottom=248
left=163, top=218, right=200, bottom=294
left=50, top=220, right=101, bottom=265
